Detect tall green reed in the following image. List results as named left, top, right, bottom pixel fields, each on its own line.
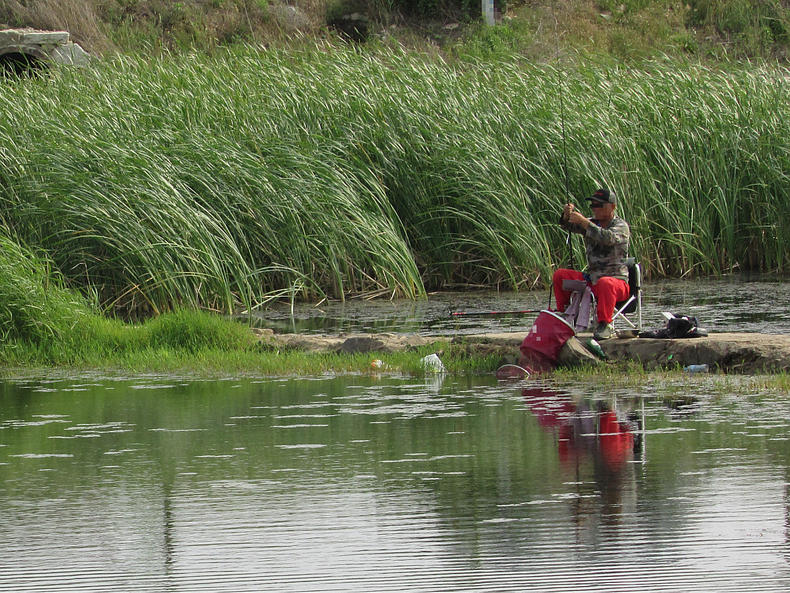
left=0, top=234, right=91, bottom=344
left=1, top=45, right=788, bottom=317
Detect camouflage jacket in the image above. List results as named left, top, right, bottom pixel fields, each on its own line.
left=560, top=215, right=630, bottom=283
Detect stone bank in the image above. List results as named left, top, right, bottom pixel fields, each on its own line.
left=261, top=329, right=790, bottom=374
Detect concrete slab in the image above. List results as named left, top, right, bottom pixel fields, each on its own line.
left=600, top=332, right=790, bottom=373
left=0, top=27, right=89, bottom=67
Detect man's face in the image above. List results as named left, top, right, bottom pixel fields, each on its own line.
left=590, top=201, right=615, bottom=220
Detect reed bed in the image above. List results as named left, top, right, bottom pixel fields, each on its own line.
left=1, top=45, right=788, bottom=316
left=0, top=235, right=90, bottom=344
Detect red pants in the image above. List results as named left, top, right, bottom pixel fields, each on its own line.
left=552, top=269, right=629, bottom=324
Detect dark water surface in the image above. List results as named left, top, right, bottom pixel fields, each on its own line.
left=251, top=277, right=790, bottom=336
left=2, top=373, right=789, bottom=592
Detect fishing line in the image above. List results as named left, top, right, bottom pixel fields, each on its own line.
left=450, top=309, right=542, bottom=318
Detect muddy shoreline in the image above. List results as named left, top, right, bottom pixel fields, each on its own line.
left=258, top=329, right=790, bottom=374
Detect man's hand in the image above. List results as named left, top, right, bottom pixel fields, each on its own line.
left=568, top=209, right=590, bottom=229
left=562, top=203, right=575, bottom=221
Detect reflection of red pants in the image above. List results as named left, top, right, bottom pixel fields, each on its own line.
left=552, top=269, right=629, bottom=324
left=598, top=411, right=634, bottom=469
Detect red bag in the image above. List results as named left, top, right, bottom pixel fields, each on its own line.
left=518, top=310, right=576, bottom=372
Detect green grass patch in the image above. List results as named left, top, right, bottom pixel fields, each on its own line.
left=0, top=243, right=454, bottom=375
left=143, top=308, right=256, bottom=353
left=554, top=360, right=790, bottom=394
left=0, top=226, right=788, bottom=383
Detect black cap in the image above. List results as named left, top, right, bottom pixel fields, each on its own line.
left=587, top=188, right=616, bottom=205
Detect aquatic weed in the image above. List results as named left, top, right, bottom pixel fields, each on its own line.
left=0, top=46, right=788, bottom=315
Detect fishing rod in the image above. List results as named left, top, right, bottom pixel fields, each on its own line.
left=450, top=309, right=542, bottom=318
left=546, top=0, right=574, bottom=309
left=560, top=94, right=574, bottom=271
left=554, top=0, right=575, bottom=272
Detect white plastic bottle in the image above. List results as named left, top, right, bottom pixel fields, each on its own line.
left=421, top=353, right=446, bottom=373
left=684, top=364, right=709, bottom=373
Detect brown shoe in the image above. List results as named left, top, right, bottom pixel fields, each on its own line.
left=594, top=322, right=615, bottom=340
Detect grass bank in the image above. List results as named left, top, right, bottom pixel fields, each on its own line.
left=2, top=45, right=789, bottom=317
left=4, top=0, right=790, bottom=64
left=1, top=237, right=787, bottom=388
left=0, top=238, right=470, bottom=373
left=553, top=363, right=790, bottom=396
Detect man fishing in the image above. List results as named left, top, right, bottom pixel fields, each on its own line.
left=553, top=187, right=630, bottom=341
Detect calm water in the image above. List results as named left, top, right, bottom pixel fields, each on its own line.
left=250, top=277, right=790, bottom=336
left=2, top=373, right=790, bottom=592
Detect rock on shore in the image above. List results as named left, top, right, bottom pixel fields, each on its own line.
left=600, top=332, right=790, bottom=373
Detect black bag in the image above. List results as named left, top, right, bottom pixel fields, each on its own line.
left=639, top=313, right=708, bottom=339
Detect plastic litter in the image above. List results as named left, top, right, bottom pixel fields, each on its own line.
left=684, top=364, right=709, bottom=373
left=584, top=338, right=607, bottom=360
left=370, top=359, right=384, bottom=369
left=421, top=353, right=446, bottom=373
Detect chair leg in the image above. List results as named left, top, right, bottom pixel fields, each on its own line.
left=638, top=292, right=642, bottom=331
left=610, top=293, right=643, bottom=331
left=611, top=296, right=636, bottom=326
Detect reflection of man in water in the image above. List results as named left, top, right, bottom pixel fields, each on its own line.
left=560, top=400, right=635, bottom=472
left=523, top=388, right=640, bottom=526
left=524, top=390, right=637, bottom=468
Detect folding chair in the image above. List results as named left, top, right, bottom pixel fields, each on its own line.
left=611, top=258, right=642, bottom=331
left=557, top=257, right=643, bottom=332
